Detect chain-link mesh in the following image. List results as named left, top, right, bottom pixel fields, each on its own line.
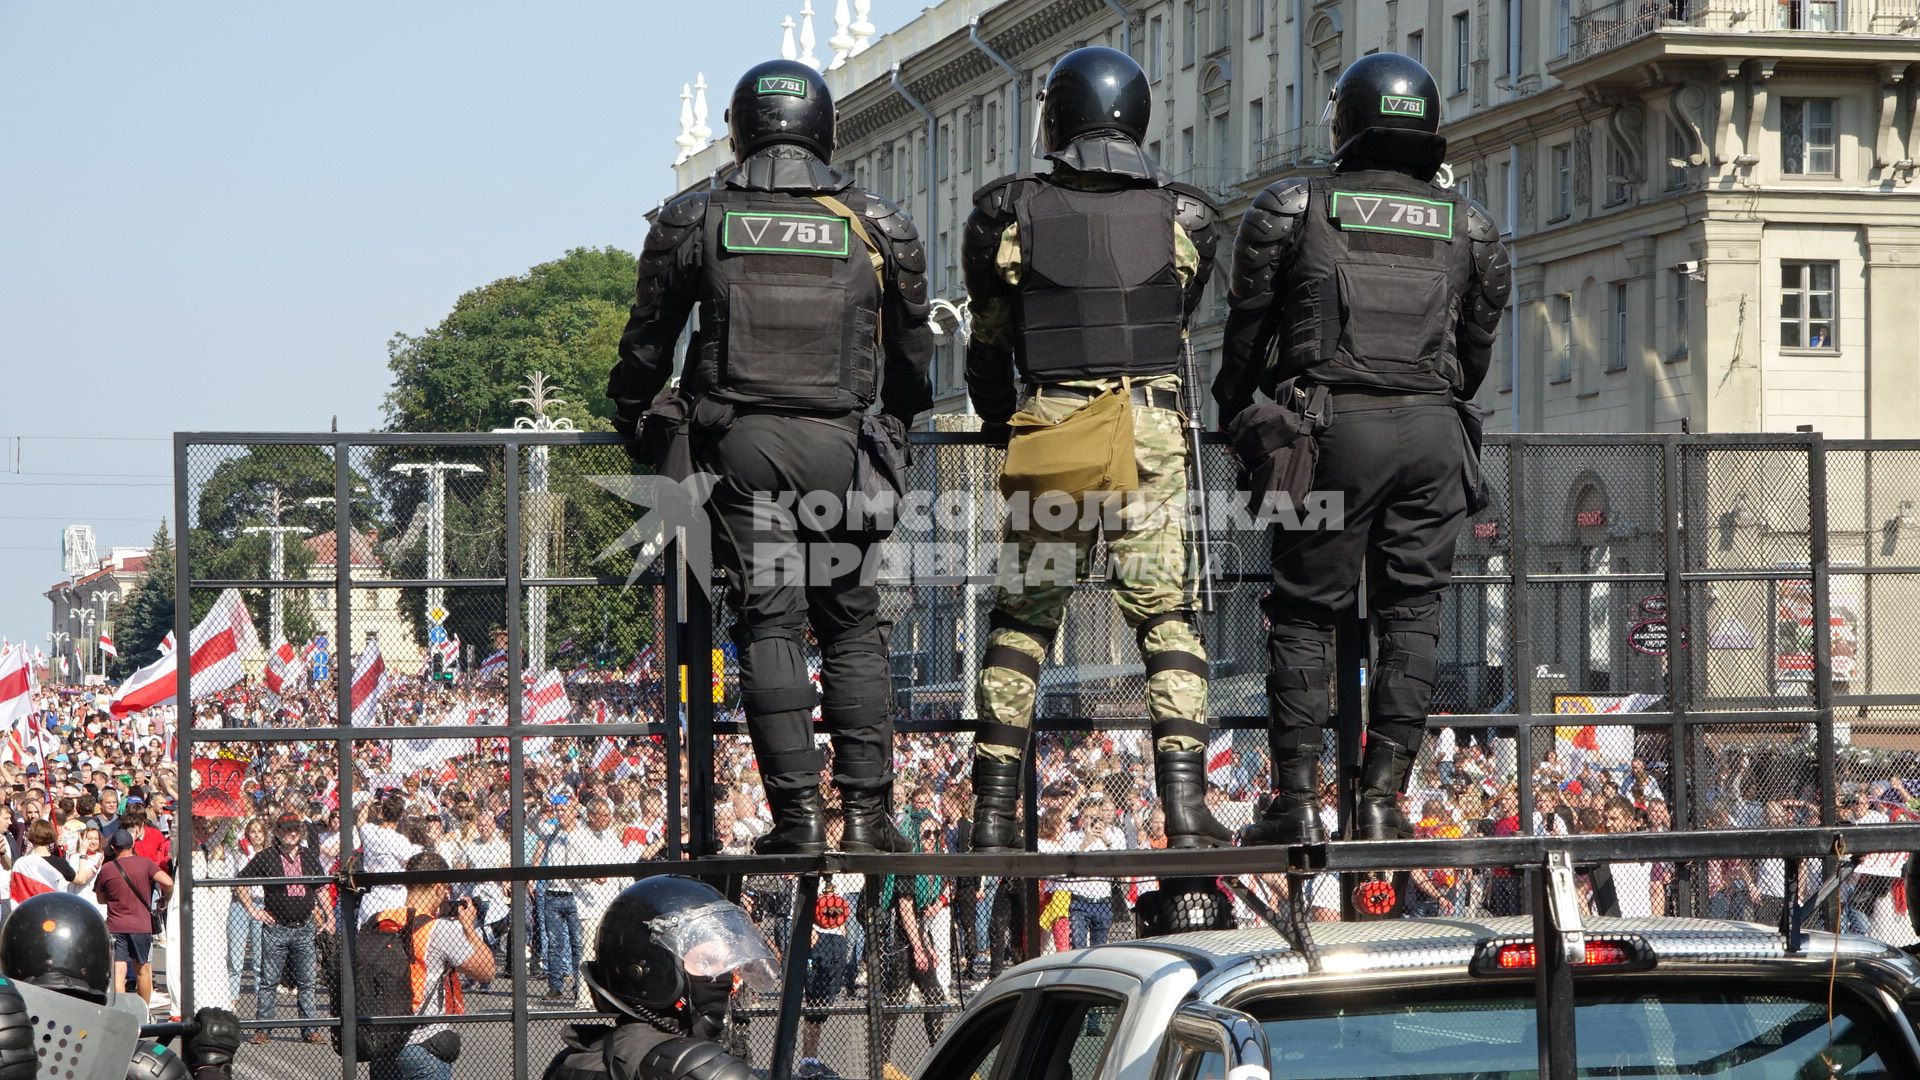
left=152, top=431, right=1920, bottom=1079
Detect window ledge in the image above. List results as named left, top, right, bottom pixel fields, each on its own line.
left=1604, top=364, right=1629, bottom=375
left=1549, top=375, right=1573, bottom=386
left=1575, top=387, right=1600, bottom=399
left=1665, top=348, right=1690, bottom=364
left=1779, top=347, right=1842, bottom=356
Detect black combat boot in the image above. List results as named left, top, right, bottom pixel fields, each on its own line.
left=1354, top=734, right=1419, bottom=840
left=753, top=783, right=828, bottom=855
left=839, top=777, right=907, bottom=853
left=969, top=756, right=1025, bottom=853
left=1155, top=751, right=1234, bottom=849
left=1239, top=743, right=1326, bottom=847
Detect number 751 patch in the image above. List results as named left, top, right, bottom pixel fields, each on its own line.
left=1330, top=192, right=1454, bottom=240
left=721, top=211, right=850, bottom=257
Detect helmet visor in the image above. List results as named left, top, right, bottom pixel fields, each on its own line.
left=650, top=900, right=780, bottom=991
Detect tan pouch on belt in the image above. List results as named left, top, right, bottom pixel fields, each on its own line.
left=998, top=379, right=1139, bottom=502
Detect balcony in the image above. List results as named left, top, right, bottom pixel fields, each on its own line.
left=1251, top=123, right=1333, bottom=178
left=1166, top=166, right=1258, bottom=204
left=1567, top=0, right=1920, bottom=62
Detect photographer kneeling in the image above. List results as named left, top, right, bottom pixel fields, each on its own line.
left=365, top=850, right=495, bottom=1080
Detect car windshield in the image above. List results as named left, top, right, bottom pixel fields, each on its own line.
left=1214, top=980, right=1904, bottom=1078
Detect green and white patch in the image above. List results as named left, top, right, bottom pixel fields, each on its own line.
left=756, top=76, right=809, bottom=98
left=721, top=211, right=850, bottom=256
left=1379, top=94, right=1428, bottom=118
left=1330, top=191, right=1454, bottom=240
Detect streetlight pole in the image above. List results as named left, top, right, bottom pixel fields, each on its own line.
left=71, top=608, right=96, bottom=677
left=46, top=632, right=69, bottom=682
left=90, top=590, right=118, bottom=673
left=390, top=462, right=482, bottom=635
left=496, top=372, right=577, bottom=670
left=243, top=487, right=311, bottom=647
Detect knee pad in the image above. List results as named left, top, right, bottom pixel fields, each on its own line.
left=1371, top=648, right=1437, bottom=728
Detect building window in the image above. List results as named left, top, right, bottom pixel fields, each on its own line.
left=1503, top=0, right=1519, bottom=76
left=1454, top=13, right=1470, bottom=93
left=1215, top=0, right=1235, bottom=51
left=1182, top=125, right=1196, bottom=173
left=1211, top=109, right=1231, bottom=179
left=939, top=123, right=952, bottom=181
left=1249, top=98, right=1265, bottom=163
left=985, top=99, right=999, bottom=162
left=1250, top=0, right=1265, bottom=38
left=1671, top=269, right=1691, bottom=358
left=1183, top=0, right=1197, bottom=67
left=963, top=110, right=977, bottom=169
left=879, top=151, right=893, bottom=199
left=1781, top=0, right=1841, bottom=30
left=1608, top=283, right=1630, bottom=372
left=1605, top=137, right=1632, bottom=206
left=1284, top=83, right=1295, bottom=130
left=1149, top=139, right=1163, bottom=167
left=1782, top=98, right=1836, bottom=176
left=1406, top=30, right=1423, bottom=64
left=1555, top=0, right=1572, bottom=56
left=1551, top=142, right=1572, bottom=219
left=1552, top=294, right=1574, bottom=382
left=1149, top=15, right=1165, bottom=80
left=1492, top=158, right=1509, bottom=227
left=1780, top=261, right=1837, bottom=350
left=1665, top=118, right=1690, bottom=190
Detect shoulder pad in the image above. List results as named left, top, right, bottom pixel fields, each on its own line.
left=1253, top=178, right=1310, bottom=217
left=127, top=1041, right=193, bottom=1080
left=1465, top=198, right=1499, bottom=242
left=853, top=190, right=919, bottom=243
left=657, top=192, right=709, bottom=230
left=971, top=173, right=1040, bottom=219
left=634, top=1037, right=753, bottom=1080
left=1164, top=181, right=1220, bottom=232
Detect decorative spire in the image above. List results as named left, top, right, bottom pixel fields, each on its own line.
left=674, top=82, right=697, bottom=165
left=799, top=2, right=821, bottom=70
left=690, top=73, right=712, bottom=148
left=780, top=15, right=798, bottom=61
left=828, top=0, right=854, bottom=69
left=850, top=0, right=874, bottom=55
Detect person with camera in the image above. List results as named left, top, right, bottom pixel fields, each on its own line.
left=366, top=850, right=495, bottom=1080
left=93, top=828, right=170, bottom=1004
left=237, top=813, right=329, bottom=1044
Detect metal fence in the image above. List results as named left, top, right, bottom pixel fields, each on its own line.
left=167, top=429, right=1920, bottom=1080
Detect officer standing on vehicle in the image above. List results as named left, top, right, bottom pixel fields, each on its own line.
left=608, top=59, right=933, bottom=855
left=962, top=46, right=1230, bottom=851
left=542, top=876, right=773, bottom=1080
left=0, top=891, right=243, bottom=1080
left=1216, top=54, right=1510, bottom=847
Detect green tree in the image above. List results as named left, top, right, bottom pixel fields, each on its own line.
left=110, top=519, right=175, bottom=680
left=381, top=248, right=654, bottom=669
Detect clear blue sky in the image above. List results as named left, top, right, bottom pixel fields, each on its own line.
left=0, top=0, right=918, bottom=646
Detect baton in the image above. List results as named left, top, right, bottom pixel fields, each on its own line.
left=1180, top=335, right=1217, bottom=614
left=139, top=1019, right=197, bottom=1041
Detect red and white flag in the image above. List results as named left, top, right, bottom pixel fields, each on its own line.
left=522, top=669, right=572, bottom=726
left=590, top=740, right=619, bottom=774
left=0, top=646, right=34, bottom=732
left=159, top=631, right=175, bottom=655
left=1205, top=731, right=1235, bottom=782
left=98, top=631, right=117, bottom=660
left=109, top=589, right=259, bottom=718
left=263, top=638, right=305, bottom=697
left=8, top=856, right=64, bottom=903
left=350, top=639, right=388, bottom=726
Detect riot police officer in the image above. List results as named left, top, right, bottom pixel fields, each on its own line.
left=963, top=45, right=1231, bottom=850
left=1215, top=53, right=1511, bottom=847
left=608, top=59, right=933, bottom=855
left=542, top=876, right=770, bottom=1080
left=0, top=891, right=241, bottom=1080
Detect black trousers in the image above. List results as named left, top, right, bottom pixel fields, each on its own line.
left=701, top=411, right=892, bottom=793
left=1266, top=393, right=1470, bottom=756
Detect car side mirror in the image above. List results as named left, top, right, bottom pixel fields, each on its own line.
left=1167, top=1001, right=1271, bottom=1080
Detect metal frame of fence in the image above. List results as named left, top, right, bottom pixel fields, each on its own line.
left=168, top=428, right=1920, bottom=1079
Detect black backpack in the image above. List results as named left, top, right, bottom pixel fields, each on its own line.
left=328, top=911, right=428, bottom=1060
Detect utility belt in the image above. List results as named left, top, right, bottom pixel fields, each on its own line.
left=1030, top=380, right=1182, bottom=412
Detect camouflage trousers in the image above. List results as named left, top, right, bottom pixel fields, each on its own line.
left=975, top=373, right=1209, bottom=762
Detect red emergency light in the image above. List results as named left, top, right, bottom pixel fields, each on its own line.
left=1469, top=936, right=1655, bottom=976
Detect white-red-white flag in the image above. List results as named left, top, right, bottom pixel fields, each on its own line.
left=1205, top=731, right=1235, bottom=782
left=263, top=638, right=305, bottom=697
left=522, top=669, right=571, bottom=726
left=98, top=632, right=117, bottom=660
left=109, top=589, right=260, bottom=718
left=0, top=646, right=34, bottom=732
left=350, top=639, right=388, bottom=726
left=590, top=739, right=619, bottom=774
left=159, top=631, right=175, bottom=655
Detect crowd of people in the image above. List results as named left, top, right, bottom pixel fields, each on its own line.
left=1, top=670, right=1915, bottom=1067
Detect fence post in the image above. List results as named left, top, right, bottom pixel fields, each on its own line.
left=663, top=539, right=686, bottom=862
left=684, top=540, right=717, bottom=856
left=171, top=434, right=197, bottom=1023
left=863, top=878, right=886, bottom=1080
left=333, top=438, right=360, bottom=1079
left=1811, top=433, right=1836, bottom=825
left=1509, top=436, right=1535, bottom=908
left=505, top=441, right=530, bottom=1080
left=1662, top=434, right=1692, bottom=915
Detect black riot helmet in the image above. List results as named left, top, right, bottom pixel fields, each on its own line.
left=0, top=893, right=113, bottom=1003
left=726, top=59, right=835, bottom=163
left=1039, top=46, right=1151, bottom=154
left=580, top=876, right=778, bottom=1033
left=1326, top=52, right=1446, bottom=176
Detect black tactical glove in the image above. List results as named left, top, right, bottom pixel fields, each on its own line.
left=184, top=1007, right=242, bottom=1073
left=0, top=978, right=31, bottom=1080
left=877, top=413, right=913, bottom=467
left=978, top=420, right=1012, bottom=448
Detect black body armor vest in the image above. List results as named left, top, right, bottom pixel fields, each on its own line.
left=687, top=187, right=881, bottom=412
left=1280, top=170, right=1472, bottom=396
left=1013, top=182, right=1183, bottom=381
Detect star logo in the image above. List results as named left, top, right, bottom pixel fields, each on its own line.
left=586, top=472, right=722, bottom=611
